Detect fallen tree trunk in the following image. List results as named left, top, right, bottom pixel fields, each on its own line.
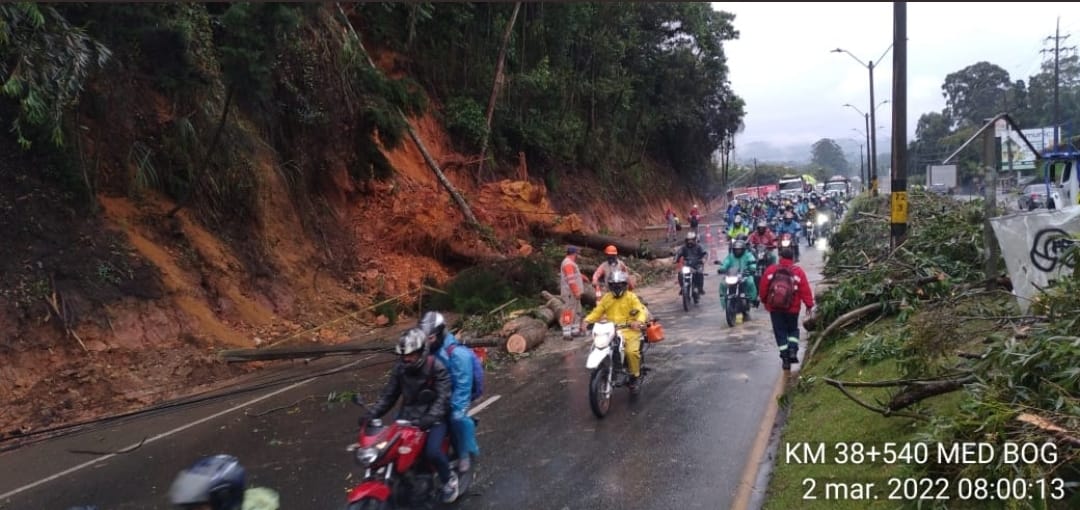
left=336, top=5, right=481, bottom=230
left=558, top=232, right=657, bottom=260
left=1016, top=413, right=1080, bottom=447
left=803, top=301, right=894, bottom=370
left=221, top=339, right=504, bottom=363
left=886, top=375, right=976, bottom=411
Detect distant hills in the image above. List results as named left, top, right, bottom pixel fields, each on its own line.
left=734, top=136, right=893, bottom=166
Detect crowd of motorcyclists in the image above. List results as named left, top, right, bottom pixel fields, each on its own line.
left=131, top=193, right=849, bottom=510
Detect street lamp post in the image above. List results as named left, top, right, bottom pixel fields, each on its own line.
left=844, top=102, right=887, bottom=194
left=849, top=130, right=866, bottom=186
left=833, top=44, right=895, bottom=196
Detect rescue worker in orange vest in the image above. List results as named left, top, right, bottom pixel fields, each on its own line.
left=592, top=245, right=634, bottom=297
left=559, top=245, right=585, bottom=339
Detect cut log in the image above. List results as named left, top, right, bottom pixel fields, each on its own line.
left=505, top=319, right=548, bottom=354
left=500, top=314, right=537, bottom=337
left=500, top=297, right=561, bottom=337
left=557, top=231, right=657, bottom=260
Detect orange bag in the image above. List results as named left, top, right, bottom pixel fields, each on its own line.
left=645, top=320, right=665, bottom=343
left=560, top=309, right=575, bottom=326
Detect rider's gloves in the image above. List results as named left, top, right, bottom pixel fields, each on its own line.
left=416, top=415, right=439, bottom=430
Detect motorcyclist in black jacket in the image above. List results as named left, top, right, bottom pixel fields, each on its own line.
left=359, top=327, right=458, bottom=502
left=674, top=231, right=708, bottom=297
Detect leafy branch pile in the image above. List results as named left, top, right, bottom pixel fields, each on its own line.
left=811, top=190, right=989, bottom=346
left=803, top=191, right=1080, bottom=504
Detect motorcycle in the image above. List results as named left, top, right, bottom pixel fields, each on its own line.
left=749, top=243, right=773, bottom=280
left=716, top=264, right=751, bottom=327
left=678, top=262, right=705, bottom=312
left=804, top=217, right=816, bottom=246
left=345, top=394, right=473, bottom=509
left=815, top=211, right=833, bottom=240
left=586, top=314, right=664, bottom=418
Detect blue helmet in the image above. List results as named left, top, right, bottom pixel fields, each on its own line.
left=169, top=454, right=246, bottom=510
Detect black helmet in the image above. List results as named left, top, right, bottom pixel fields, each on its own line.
left=608, top=270, right=629, bottom=298
left=396, top=328, right=429, bottom=374
left=419, top=311, right=447, bottom=349
left=169, top=455, right=246, bottom=510
left=732, top=240, right=746, bottom=257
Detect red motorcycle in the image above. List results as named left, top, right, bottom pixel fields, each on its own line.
left=345, top=395, right=472, bottom=509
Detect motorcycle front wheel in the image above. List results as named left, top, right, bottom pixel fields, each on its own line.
left=589, top=361, right=613, bottom=418
left=348, top=497, right=392, bottom=510
left=682, top=284, right=691, bottom=312
left=725, top=299, right=737, bottom=327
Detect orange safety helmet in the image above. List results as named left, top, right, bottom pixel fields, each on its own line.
left=604, top=245, right=618, bottom=256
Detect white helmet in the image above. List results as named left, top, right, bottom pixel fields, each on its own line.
left=395, top=328, right=428, bottom=373
left=608, top=270, right=629, bottom=297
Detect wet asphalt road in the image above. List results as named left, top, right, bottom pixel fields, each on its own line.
left=0, top=238, right=826, bottom=510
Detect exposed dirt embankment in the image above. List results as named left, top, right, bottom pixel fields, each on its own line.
left=0, top=79, right=708, bottom=442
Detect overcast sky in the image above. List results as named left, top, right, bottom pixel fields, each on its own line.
left=717, top=2, right=1077, bottom=150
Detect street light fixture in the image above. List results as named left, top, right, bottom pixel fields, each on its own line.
left=833, top=44, right=895, bottom=196
left=844, top=104, right=871, bottom=192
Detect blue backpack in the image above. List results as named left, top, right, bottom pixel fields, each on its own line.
left=447, top=343, right=485, bottom=401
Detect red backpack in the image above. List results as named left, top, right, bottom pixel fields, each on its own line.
left=766, top=266, right=797, bottom=309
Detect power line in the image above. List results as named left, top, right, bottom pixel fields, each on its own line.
left=1042, top=17, right=1076, bottom=147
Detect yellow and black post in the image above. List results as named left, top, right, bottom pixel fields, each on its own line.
left=890, top=2, right=908, bottom=248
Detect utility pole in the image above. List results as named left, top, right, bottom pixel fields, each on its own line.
left=863, top=113, right=871, bottom=191
left=1003, top=91, right=1016, bottom=186
left=859, top=143, right=865, bottom=188
left=982, top=126, right=1000, bottom=287
left=869, top=60, right=880, bottom=197
left=890, top=1, right=907, bottom=248
left=1043, top=17, right=1072, bottom=149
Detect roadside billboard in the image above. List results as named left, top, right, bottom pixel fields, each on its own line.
left=995, top=123, right=1056, bottom=170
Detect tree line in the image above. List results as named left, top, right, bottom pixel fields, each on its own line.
left=356, top=2, right=746, bottom=193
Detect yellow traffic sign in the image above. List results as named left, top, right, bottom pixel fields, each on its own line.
left=891, top=191, right=908, bottom=223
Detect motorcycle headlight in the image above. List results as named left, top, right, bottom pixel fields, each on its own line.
left=681, top=266, right=692, bottom=274
left=725, top=276, right=739, bottom=285
left=355, top=446, right=380, bottom=466
left=816, top=213, right=828, bottom=226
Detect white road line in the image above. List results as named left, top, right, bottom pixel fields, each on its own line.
left=467, top=395, right=501, bottom=417
left=0, top=359, right=364, bottom=501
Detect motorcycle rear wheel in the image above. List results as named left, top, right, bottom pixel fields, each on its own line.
left=348, top=497, right=391, bottom=510
left=589, top=361, right=613, bottom=418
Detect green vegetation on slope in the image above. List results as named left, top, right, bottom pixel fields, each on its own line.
left=766, top=192, right=1080, bottom=509
left=356, top=2, right=745, bottom=193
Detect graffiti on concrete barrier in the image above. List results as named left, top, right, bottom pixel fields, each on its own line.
left=1029, top=227, right=1078, bottom=273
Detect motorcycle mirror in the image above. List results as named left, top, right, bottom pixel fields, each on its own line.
left=713, top=260, right=721, bottom=265
left=418, top=389, right=436, bottom=405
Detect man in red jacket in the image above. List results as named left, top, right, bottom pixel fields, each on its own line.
left=759, top=242, right=815, bottom=370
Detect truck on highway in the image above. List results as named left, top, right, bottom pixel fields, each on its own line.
left=926, top=164, right=958, bottom=193
left=824, top=175, right=851, bottom=197
left=777, top=174, right=807, bottom=200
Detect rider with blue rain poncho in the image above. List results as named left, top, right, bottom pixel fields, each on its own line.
left=420, top=311, right=480, bottom=474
